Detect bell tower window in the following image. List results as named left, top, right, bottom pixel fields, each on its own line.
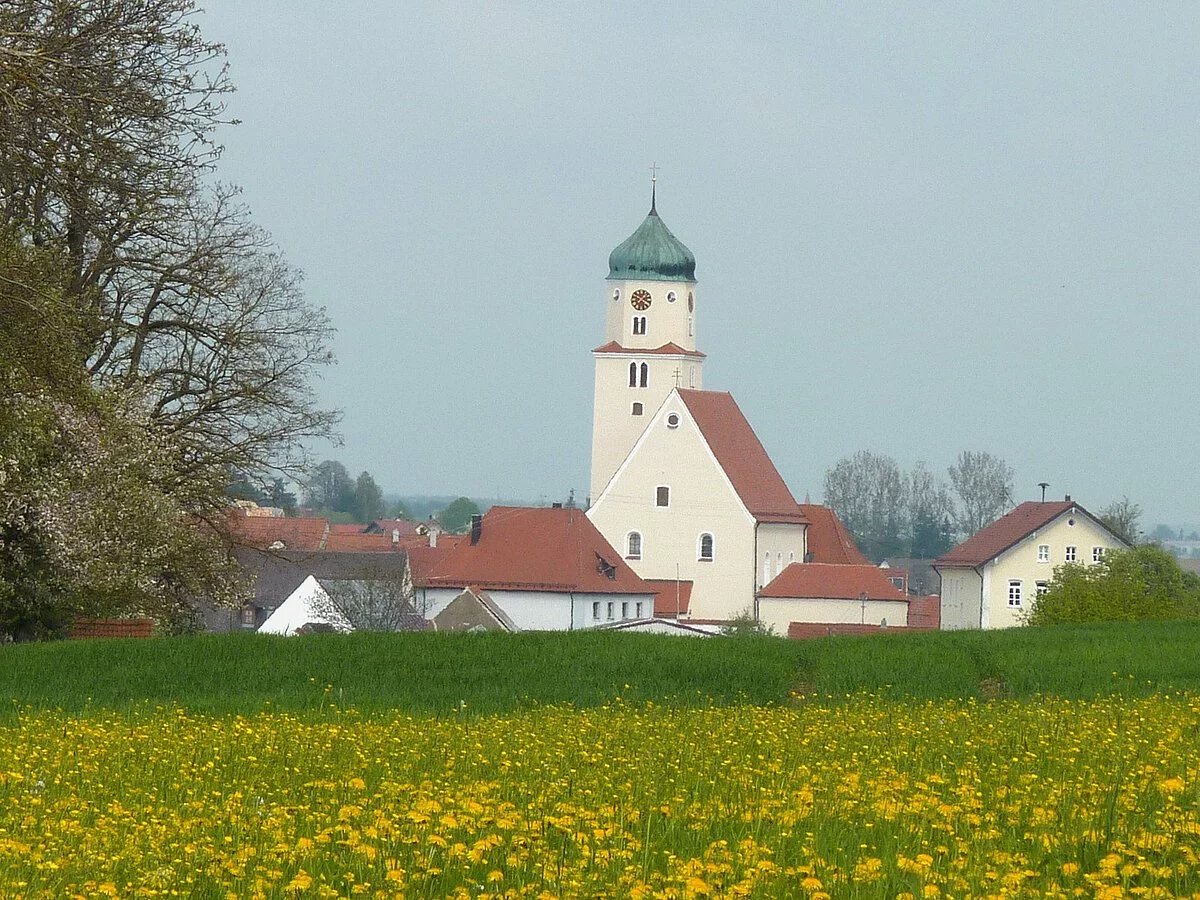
left=639, top=363, right=648, bottom=387
left=632, top=316, right=647, bottom=335
left=628, top=362, right=637, bottom=387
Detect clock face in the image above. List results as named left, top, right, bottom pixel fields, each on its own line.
left=630, top=289, right=652, bottom=311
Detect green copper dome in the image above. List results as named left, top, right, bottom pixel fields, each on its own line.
left=607, top=197, right=696, bottom=283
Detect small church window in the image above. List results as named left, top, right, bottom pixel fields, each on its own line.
left=699, top=533, right=714, bottom=561
left=763, top=552, right=772, bottom=585
left=632, top=316, right=647, bottom=335
left=656, top=486, right=670, bottom=507
left=688, top=292, right=694, bottom=312
left=612, top=288, right=621, bottom=302
left=666, top=413, right=680, bottom=429
left=626, top=531, right=642, bottom=559
left=688, top=366, right=695, bottom=388
left=631, top=402, right=643, bottom=416
left=687, top=316, right=693, bottom=337
left=628, top=362, right=637, bottom=387
left=639, top=363, right=648, bottom=388
left=667, top=291, right=677, bottom=303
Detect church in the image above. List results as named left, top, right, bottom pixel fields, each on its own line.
left=586, top=189, right=913, bottom=630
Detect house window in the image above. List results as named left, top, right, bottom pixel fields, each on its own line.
left=1036, top=581, right=1049, bottom=597
left=628, top=362, right=637, bottom=387
left=631, top=402, right=643, bottom=416
left=240, top=606, right=256, bottom=627
left=698, top=533, right=714, bottom=561
left=1008, top=580, right=1022, bottom=607
left=632, top=316, right=647, bottom=335
left=1092, top=546, right=1105, bottom=563
left=1065, top=545, right=1077, bottom=562
left=1037, top=544, right=1049, bottom=563
left=626, top=531, right=642, bottom=559
left=606, top=601, right=614, bottom=620
left=592, top=601, right=600, bottom=620
left=635, top=601, right=643, bottom=618
left=621, top=601, right=629, bottom=619
left=656, top=486, right=670, bottom=507
left=639, top=363, right=648, bottom=388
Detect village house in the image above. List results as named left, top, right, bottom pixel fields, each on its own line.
left=934, top=498, right=1128, bottom=629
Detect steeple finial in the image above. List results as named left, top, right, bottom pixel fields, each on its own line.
left=649, top=161, right=659, bottom=214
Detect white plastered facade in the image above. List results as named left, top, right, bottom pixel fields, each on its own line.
left=757, top=597, right=909, bottom=636
left=937, top=509, right=1127, bottom=630
left=415, top=587, right=654, bottom=632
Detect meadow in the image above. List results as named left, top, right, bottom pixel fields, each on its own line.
left=3, top=624, right=1200, bottom=898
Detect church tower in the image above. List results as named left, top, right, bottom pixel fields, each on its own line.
left=590, top=190, right=704, bottom=502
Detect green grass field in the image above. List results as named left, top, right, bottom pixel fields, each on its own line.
left=3, top=619, right=1199, bottom=715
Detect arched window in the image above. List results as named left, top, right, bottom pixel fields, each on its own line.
left=632, top=316, right=647, bottom=335
left=631, top=402, right=643, bottom=416
left=628, top=362, right=637, bottom=387
left=626, top=532, right=642, bottom=559
left=639, top=363, right=648, bottom=387
left=698, top=533, right=714, bottom=561
left=763, top=552, right=772, bottom=585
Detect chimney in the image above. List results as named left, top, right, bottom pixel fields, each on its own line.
left=469, top=514, right=482, bottom=546
left=391, top=528, right=400, bottom=547
left=1064, top=493, right=1071, bottom=502
left=429, top=530, right=437, bottom=549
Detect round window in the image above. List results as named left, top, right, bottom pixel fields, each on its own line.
left=611, top=288, right=620, bottom=302
left=1068, top=518, right=1076, bottom=527
left=666, top=413, right=680, bottom=429
left=667, top=291, right=677, bottom=303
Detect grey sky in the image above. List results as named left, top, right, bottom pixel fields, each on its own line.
left=200, top=1, right=1200, bottom=524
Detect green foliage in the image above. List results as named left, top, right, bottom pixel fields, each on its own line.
left=5, top=621, right=1200, bottom=715
left=720, top=608, right=777, bottom=638
left=438, top=497, right=482, bottom=534
left=1026, top=546, right=1200, bottom=626
left=353, top=471, right=384, bottom=523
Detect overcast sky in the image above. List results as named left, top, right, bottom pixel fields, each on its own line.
left=200, top=1, right=1200, bottom=525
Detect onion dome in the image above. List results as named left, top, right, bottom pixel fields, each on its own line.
left=607, top=193, right=696, bottom=283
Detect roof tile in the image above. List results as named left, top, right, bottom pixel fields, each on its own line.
left=935, top=501, right=1081, bottom=567
left=759, top=562, right=909, bottom=602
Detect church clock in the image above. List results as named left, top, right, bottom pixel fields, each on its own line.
left=630, top=289, right=652, bottom=311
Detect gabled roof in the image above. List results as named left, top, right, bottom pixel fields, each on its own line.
left=235, top=549, right=413, bottom=608
left=644, top=579, right=693, bottom=617
left=798, top=504, right=870, bottom=564
left=257, top=576, right=352, bottom=636
left=365, top=519, right=419, bottom=537
left=227, top=513, right=329, bottom=551
left=442, top=588, right=518, bottom=632
left=934, top=501, right=1119, bottom=568
left=676, top=390, right=807, bottom=524
left=422, top=506, right=652, bottom=595
left=759, top=563, right=910, bottom=602
left=593, top=341, right=706, bottom=358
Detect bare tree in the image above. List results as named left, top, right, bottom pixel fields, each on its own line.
left=907, top=461, right=954, bottom=558
left=1098, top=496, right=1141, bottom=546
left=823, top=451, right=909, bottom=561
left=947, top=451, right=1013, bottom=538
left=312, top=562, right=424, bottom=632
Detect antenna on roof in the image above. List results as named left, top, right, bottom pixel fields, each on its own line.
left=1038, top=482, right=1049, bottom=502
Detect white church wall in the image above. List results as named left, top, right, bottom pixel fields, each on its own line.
left=758, top=597, right=909, bottom=635
left=604, top=279, right=699, bottom=353
left=755, top=523, right=808, bottom=591
left=589, top=394, right=757, bottom=622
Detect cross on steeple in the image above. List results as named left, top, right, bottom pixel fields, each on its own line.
left=649, top=161, right=659, bottom=213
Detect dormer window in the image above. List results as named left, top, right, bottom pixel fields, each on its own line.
left=595, top=554, right=617, bottom=580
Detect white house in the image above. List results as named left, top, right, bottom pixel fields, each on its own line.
left=758, top=562, right=912, bottom=635
left=934, top=499, right=1129, bottom=629
left=413, top=506, right=656, bottom=631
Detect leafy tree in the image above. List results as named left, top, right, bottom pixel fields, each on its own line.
left=390, top=499, right=414, bottom=521
left=1149, top=524, right=1176, bottom=543
left=303, top=460, right=355, bottom=513
left=907, top=461, right=954, bottom=558
left=266, top=478, right=298, bottom=516
left=1, top=230, right=246, bottom=639
left=0, top=0, right=337, bottom=481
left=1098, top=496, right=1141, bottom=546
left=353, top=472, right=384, bottom=523
left=721, top=608, right=776, bottom=638
left=1026, top=546, right=1200, bottom=626
left=823, top=451, right=908, bottom=562
left=438, top=497, right=482, bottom=534
left=948, top=451, right=1013, bottom=538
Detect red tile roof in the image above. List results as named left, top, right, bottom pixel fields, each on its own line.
left=408, top=538, right=463, bottom=588
left=366, top=519, right=419, bottom=538
left=677, top=390, right=806, bottom=524
left=759, top=562, right=910, bottom=602
left=798, top=504, right=870, bottom=565
left=226, top=514, right=329, bottom=551
left=324, top=532, right=401, bottom=552
left=645, top=579, right=693, bottom=617
left=934, top=501, right=1100, bottom=567
left=593, top=340, right=706, bottom=358
left=422, top=507, right=652, bottom=595
left=328, top=523, right=363, bottom=535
